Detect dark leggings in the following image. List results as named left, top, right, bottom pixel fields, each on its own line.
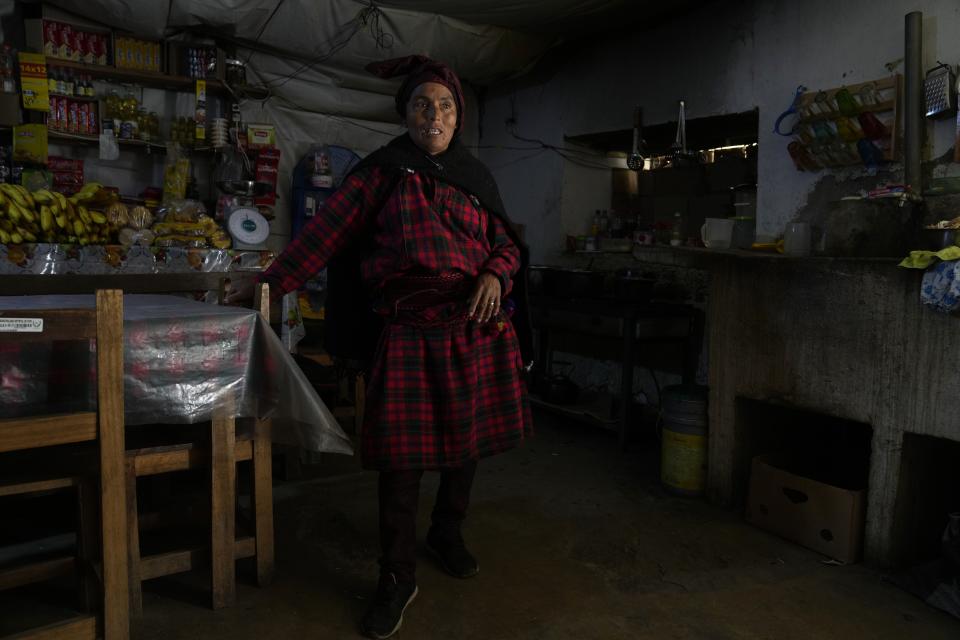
left=377, top=460, right=477, bottom=583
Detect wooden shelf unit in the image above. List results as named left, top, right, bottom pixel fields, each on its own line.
left=48, top=59, right=227, bottom=95
left=789, top=75, right=900, bottom=169
left=46, top=129, right=214, bottom=154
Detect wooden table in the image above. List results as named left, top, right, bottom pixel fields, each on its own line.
left=0, top=293, right=351, bottom=633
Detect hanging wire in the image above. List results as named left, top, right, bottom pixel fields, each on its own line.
left=259, top=1, right=392, bottom=91
left=243, top=0, right=288, bottom=66
left=363, top=1, right=394, bottom=50
left=485, top=149, right=548, bottom=170
left=503, top=121, right=612, bottom=169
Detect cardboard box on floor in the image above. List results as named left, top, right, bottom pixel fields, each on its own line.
left=745, top=454, right=866, bottom=563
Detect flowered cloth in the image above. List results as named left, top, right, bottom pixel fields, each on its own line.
left=899, top=247, right=960, bottom=313
left=920, top=260, right=960, bottom=313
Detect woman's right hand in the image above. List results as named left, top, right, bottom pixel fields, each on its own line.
left=223, top=277, right=256, bottom=305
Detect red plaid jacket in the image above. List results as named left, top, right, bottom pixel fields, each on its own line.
left=259, top=165, right=530, bottom=470
left=260, top=165, right=520, bottom=298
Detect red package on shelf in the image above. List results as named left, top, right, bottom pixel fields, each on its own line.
left=43, top=21, right=60, bottom=57
left=83, top=32, right=97, bottom=65
left=58, top=23, right=73, bottom=60
left=78, top=103, right=89, bottom=135
left=71, top=30, right=85, bottom=62
left=253, top=147, right=281, bottom=206
left=52, top=171, right=84, bottom=195
left=48, top=95, right=60, bottom=131
left=48, top=156, right=83, bottom=172
left=67, top=100, right=79, bottom=134
left=48, top=155, right=84, bottom=195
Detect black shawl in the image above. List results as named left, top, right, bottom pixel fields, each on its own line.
left=324, top=134, right=534, bottom=366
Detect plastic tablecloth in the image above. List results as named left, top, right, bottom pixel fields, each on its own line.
left=0, top=244, right=274, bottom=275
left=0, top=294, right=352, bottom=455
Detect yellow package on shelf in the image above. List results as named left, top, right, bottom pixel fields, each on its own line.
left=17, top=52, right=49, bottom=112
left=195, top=80, right=206, bottom=141
left=12, top=124, right=48, bottom=165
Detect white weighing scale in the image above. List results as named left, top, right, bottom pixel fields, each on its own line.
left=217, top=179, right=273, bottom=249
left=227, top=205, right=271, bottom=249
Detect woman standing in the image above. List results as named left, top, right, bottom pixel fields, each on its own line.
left=234, top=56, right=533, bottom=639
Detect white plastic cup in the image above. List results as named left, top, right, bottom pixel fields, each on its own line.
left=700, top=218, right=735, bottom=249
left=784, top=222, right=812, bottom=256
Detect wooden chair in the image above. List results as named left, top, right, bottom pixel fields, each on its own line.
left=0, top=290, right=128, bottom=640
left=124, top=283, right=274, bottom=612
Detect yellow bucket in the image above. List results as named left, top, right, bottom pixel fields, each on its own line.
left=660, top=385, right=708, bottom=496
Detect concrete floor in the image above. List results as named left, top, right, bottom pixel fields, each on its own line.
left=120, top=412, right=960, bottom=640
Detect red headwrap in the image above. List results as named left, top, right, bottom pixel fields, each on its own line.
left=365, top=55, right=465, bottom=133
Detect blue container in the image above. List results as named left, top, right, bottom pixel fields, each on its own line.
left=290, top=145, right=360, bottom=240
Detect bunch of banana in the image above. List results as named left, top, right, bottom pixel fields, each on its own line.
left=69, top=182, right=104, bottom=202
left=0, top=184, right=41, bottom=245
left=70, top=182, right=118, bottom=209
left=0, top=183, right=115, bottom=245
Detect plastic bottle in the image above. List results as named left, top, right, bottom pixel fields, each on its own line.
left=670, top=211, right=683, bottom=247
left=0, top=45, right=14, bottom=94
left=610, top=208, right=623, bottom=238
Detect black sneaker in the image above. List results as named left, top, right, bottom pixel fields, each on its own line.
left=361, top=573, right=418, bottom=640
left=425, top=528, right=479, bottom=578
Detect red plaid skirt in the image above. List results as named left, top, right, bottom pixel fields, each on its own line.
left=361, top=273, right=532, bottom=470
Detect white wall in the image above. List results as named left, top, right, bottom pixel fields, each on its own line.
left=480, top=0, right=960, bottom=262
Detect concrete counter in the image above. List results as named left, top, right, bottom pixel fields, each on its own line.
left=703, top=256, right=947, bottom=566
left=541, top=245, right=901, bottom=271
left=541, top=246, right=941, bottom=567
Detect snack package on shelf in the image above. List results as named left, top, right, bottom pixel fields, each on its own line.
left=253, top=147, right=280, bottom=206
left=12, top=124, right=48, bottom=165
left=246, top=123, right=276, bottom=148
left=162, top=144, right=190, bottom=202
left=151, top=199, right=231, bottom=249
left=110, top=201, right=156, bottom=247
left=128, top=204, right=154, bottom=229
left=104, top=200, right=129, bottom=228
left=48, top=156, right=84, bottom=195
left=20, top=168, right=52, bottom=192
left=36, top=21, right=110, bottom=66
left=153, top=221, right=205, bottom=237
left=155, top=198, right=205, bottom=223
left=118, top=226, right=155, bottom=247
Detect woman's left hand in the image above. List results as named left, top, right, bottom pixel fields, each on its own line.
left=468, top=272, right=502, bottom=323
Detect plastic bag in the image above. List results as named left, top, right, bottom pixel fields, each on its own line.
left=156, top=198, right=206, bottom=223
left=162, top=144, right=190, bottom=202
left=99, top=130, right=120, bottom=161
